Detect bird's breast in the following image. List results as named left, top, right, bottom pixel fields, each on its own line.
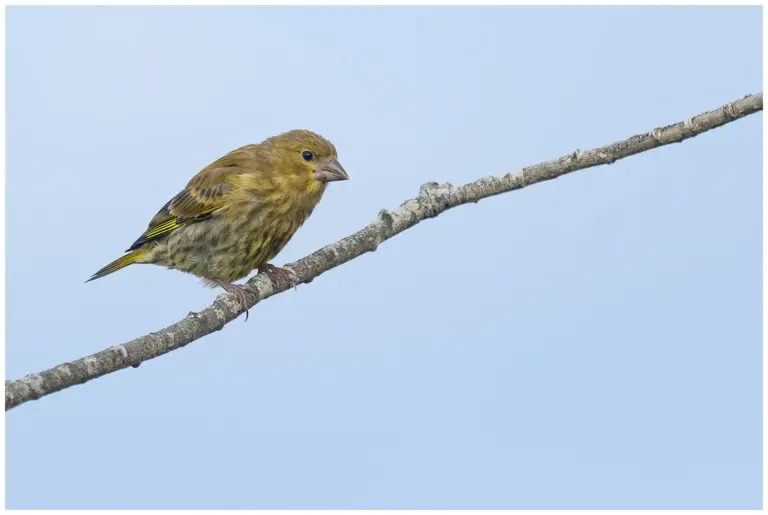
left=233, top=185, right=324, bottom=267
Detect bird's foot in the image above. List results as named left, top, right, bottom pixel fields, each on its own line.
left=215, top=281, right=252, bottom=322
left=258, top=263, right=298, bottom=291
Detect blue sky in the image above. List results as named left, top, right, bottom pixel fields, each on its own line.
left=5, top=6, right=762, bottom=509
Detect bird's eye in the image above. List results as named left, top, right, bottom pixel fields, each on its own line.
left=302, top=151, right=314, bottom=162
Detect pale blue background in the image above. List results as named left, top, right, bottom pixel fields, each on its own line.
left=5, top=6, right=762, bottom=509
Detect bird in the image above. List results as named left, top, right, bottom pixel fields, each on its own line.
left=87, top=129, right=349, bottom=320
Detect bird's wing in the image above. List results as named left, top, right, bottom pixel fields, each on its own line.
left=126, top=148, right=253, bottom=251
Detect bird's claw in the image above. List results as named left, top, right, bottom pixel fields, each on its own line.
left=259, top=264, right=299, bottom=291
left=217, top=282, right=252, bottom=322
left=233, top=286, right=250, bottom=322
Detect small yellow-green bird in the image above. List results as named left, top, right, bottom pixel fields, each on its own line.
left=87, top=130, right=348, bottom=319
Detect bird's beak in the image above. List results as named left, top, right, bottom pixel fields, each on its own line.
left=315, top=157, right=349, bottom=183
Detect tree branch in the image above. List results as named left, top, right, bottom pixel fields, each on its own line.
left=6, top=92, right=762, bottom=411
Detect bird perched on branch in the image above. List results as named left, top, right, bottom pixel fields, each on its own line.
left=87, top=129, right=349, bottom=320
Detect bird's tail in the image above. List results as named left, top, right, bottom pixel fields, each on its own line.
left=86, top=249, right=148, bottom=283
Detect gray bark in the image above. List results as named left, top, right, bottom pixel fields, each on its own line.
left=6, top=92, right=763, bottom=411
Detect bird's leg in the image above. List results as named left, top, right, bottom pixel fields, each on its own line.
left=214, top=280, right=251, bottom=322
left=258, top=263, right=298, bottom=290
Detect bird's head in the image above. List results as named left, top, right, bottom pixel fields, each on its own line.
left=263, top=130, right=349, bottom=190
